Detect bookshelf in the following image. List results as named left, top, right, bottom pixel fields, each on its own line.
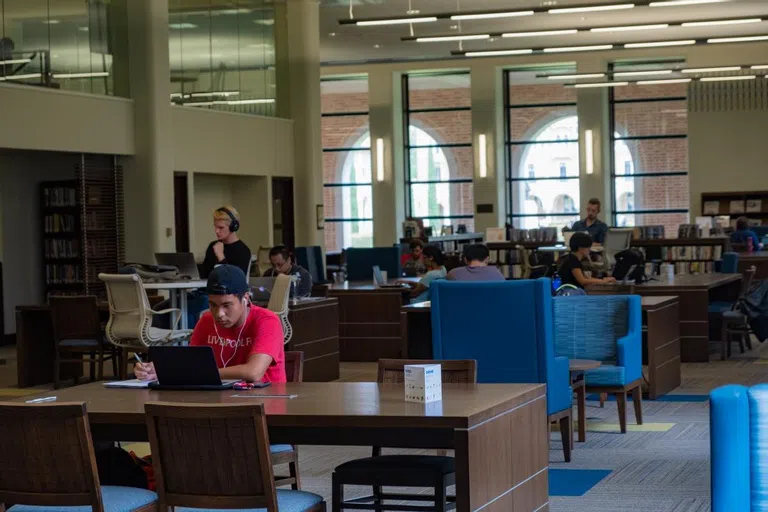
left=40, top=156, right=124, bottom=300
left=630, top=237, right=730, bottom=275
left=701, top=191, right=768, bottom=227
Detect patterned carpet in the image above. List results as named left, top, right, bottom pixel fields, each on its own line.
left=4, top=341, right=768, bottom=511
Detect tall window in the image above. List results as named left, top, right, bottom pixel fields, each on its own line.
left=505, top=68, right=580, bottom=230
left=611, top=64, right=689, bottom=236
left=404, top=72, right=474, bottom=233
left=321, top=77, right=373, bottom=251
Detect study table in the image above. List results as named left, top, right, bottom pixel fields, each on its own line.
left=142, top=279, right=207, bottom=330
left=739, top=251, right=768, bottom=279
left=21, top=381, right=549, bottom=512
left=402, top=295, right=682, bottom=399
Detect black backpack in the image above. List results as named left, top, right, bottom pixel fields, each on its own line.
left=612, top=249, right=646, bottom=283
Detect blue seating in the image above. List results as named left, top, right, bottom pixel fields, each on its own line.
left=295, top=246, right=328, bottom=284
left=345, top=247, right=402, bottom=282
left=553, top=295, right=643, bottom=433
left=9, top=487, right=158, bottom=512
left=430, top=278, right=574, bottom=461
left=709, top=384, right=768, bottom=512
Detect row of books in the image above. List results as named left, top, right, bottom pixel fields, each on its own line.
left=44, top=214, right=75, bottom=233
left=703, top=199, right=764, bottom=215
left=43, top=187, right=77, bottom=207
left=633, top=226, right=665, bottom=240
left=45, top=264, right=82, bottom=285
left=508, top=227, right=559, bottom=243
left=44, top=239, right=79, bottom=259
left=670, top=262, right=717, bottom=275
left=637, top=245, right=724, bottom=261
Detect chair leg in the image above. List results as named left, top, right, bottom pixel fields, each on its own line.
left=559, top=414, right=572, bottom=462
left=745, top=329, right=754, bottom=351
left=721, top=324, right=728, bottom=361
left=599, top=392, right=607, bottom=408
left=89, top=351, right=96, bottom=381
left=53, top=348, right=62, bottom=390
left=97, top=348, right=105, bottom=381
left=631, top=386, right=643, bottom=425
left=120, top=348, right=128, bottom=380
left=575, top=384, right=586, bottom=443
left=289, top=446, right=301, bottom=490
left=616, top=391, right=628, bottom=434
left=435, top=475, right=448, bottom=512
left=331, top=474, right=342, bottom=512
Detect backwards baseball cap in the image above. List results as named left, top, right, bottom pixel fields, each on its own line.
left=206, top=264, right=250, bottom=296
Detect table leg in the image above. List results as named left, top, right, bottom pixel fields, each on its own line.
left=575, top=382, right=586, bottom=443
left=179, top=290, right=189, bottom=331
left=169, top=290, right=180, bottom=330
left=453, top=393, right=548, bottom=511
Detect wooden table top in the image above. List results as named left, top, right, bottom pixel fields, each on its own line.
left=591, top=273, right=741, bottom=291
left=20, top=381, right=545, bottom=430
left=739, top=251, right=768, bottom=260
left=569, top=359, right=601, bottom=372
left=328, top=277, right=420, bottom=292
left=640, top=296, right=679, bottom=309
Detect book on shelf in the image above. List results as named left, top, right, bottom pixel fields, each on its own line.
left=703, top=201, right=720, bottom=215
left=746, top=199, right=763, bottom=213
left=714, top=216, right=731, bottom=229
left=485, top=227, right=506, bottom=242
left=677, top=224, right=700, bottom=239
left=729, top=200, right=746, bottom=214
left=44, top=239, right=79, bottom=259
left=44, top=213, right=75, bottom=233
left=43, top=187, right=77, bottom=207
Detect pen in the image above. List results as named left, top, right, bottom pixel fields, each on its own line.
left=26, top=396, right=57, bottom=404
left=134, top=353, right=143, bottom=364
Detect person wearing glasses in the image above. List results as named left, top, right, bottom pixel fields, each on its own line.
left=263, top=245, right=313, bottom=297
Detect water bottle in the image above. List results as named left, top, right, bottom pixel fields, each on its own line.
left=552, top=272, right=562, bottom=294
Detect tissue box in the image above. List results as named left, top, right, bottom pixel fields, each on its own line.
left=404, top=364, right=442, bottom=403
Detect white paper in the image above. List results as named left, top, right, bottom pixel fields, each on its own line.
left=746, top=200, right=762, bottom=213
left=730, top=200, right=745, bottom=214
left=405, top=364, right=442, bottom=403
left=703, top=201, right=720, bottom=215
left=104, top=379, right=152, bottom=389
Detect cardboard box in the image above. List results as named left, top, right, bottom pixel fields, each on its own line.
left=404, top=364, right=442, bottom=403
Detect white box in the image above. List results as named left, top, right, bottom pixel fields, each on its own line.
left=404, top=364, right=442, bottom=403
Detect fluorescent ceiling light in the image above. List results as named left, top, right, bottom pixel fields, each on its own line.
left=751, top=65, right=768, bottom=69
left=376, top=138, right=385, bottom=182
left=700, top=75, right=756, bottom=82
left=223, top=98, right=275, bottom=105
left=637, top=78, right=692, bottom=84
left=43, top=19, right=60, bottom=24
left=189, top=91, right=240, bottom=97
left=169, top=23, right=197, bottom=29
left=416, top=34, right=490, bottom=42
left=0, top=58, right=31, bottom=65
left=650, top=0, right=723, bottom=5
left=625, top=40, right=696, bottom=48
left=53, top=72, right=109, bottom=79
left=451, top=11, right=534, bottom=20
left=465, top=49, right=534, bottom=57
left=503, top=29, right=579, bottom=38
left=683, top=18, right=762, bottom=27
left=708, top=35, right=768, bottom=43
left=543, top=45, right=613, bottom=53
left=547, top=73, right=606, bottom=80
left=573, top=82, right=629, bottom=88
left=357, top=17, right=437, bottom=26
left=549, top=3, right=635, bottom=14
left=682, top=66, right=742, bottom=73
left=0, top=73, right=42, bottom=81
left=184, top=101, right=215, bottom=107
left=478, top=134, right=488, bottom=178
left=591, top=24, right=669, bottom=32
left=584, top=130, right=594, bottom=175
left=614, top=69, right=674, bottom=77
left=170, top=93, right=184, bottom=98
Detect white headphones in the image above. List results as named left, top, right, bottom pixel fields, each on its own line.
left=214, top=298, right=251, bottom=368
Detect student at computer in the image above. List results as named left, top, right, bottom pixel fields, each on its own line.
left=571, top=198, right=609, bottom=245
left=446, top=244, right=505, bottom=281
left=136, top=265, right=286, bottom=384
left=731, top=216, right=763, bottom=251
left=262, top=245, right=313, bottom=297
left=558, top=232, right=616, bottom=289
left=201, top=206, right=252, bottom=278
left=401, top=239, right=427, bottom=274
left=400, top=245, right=447, bottom=302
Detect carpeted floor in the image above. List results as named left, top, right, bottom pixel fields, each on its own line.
left=4, top=340, right=768, bottom=511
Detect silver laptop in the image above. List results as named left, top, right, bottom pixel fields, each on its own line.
left=373, top=265, right=406, bottom=288
left=155, top=252, right=200, bottom=280
left=250, top=276, right=277, bottom=302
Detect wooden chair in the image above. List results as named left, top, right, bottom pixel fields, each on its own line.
left=0, top=402, right=157, bottom=512
left=721, top=266, right=758, bottom=360
left=144, top=402, right=325, bottom=512
left=332, top=359, right=477, bottom=512
left=272, top=351, right=303, bottom=490
left=49, top=296, right=119, bottom=389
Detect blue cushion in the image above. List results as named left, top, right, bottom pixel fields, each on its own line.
left=270, top=444, right=294, bottom=454
left=9, top=486, right=157, bottom=512
left=708, top=301, right=734, bottom=314
left=585, top=365, right=626, bottom=387
left=178, top=490, right=323, bottom=512
left=749, top=385, right=768, bottom=508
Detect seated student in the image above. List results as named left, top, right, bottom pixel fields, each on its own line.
left=731, top=216, right=763, bottom=251
left=401, top=239, right=427, bottom=274
left=400, top=245, right=447, bottom=302
left=558, top=232, right=616, bottom=289
left=262, top=245, right=313, bottom=297
left=446, top=244, right=505, bottom=282
left=136, top=265, right=286, bottom=384
left=201, top=206, right=253, bottom=278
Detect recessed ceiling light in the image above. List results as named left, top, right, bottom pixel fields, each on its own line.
left=219, top=8, right=252, bottom=15
left=572, top=82, right=630, bottom=88
left=614, top=69, right=674, bottom=77
left=543, top=45, right=614, bottom=53
left=547, top=73, right=606, bottom=80
left=650, top=0, right=722, bottom=5
left=625, top=40, right=697, bottom=48
left=357, top=17, right=437, bottom=26
left=637, top=78, right=692, bottom=84
left=253, top=19, right=275, bottom=26
left=406, top=9, right=421, bottom=14
left=549, top=4, right=635, bottom=14
left=43, top=19, right=60, bottom=24
left=682, top=18, right=762, bottom=27
left=681, top=66, right=742, bottom=73
left=374, top=44, right=381, bottom=48
left=591, top=24, right=669, bottom=32
left=416, top=34, right=490, bottom=42
left=451, top=11, right=534, bottom=20
left=502, top=29, right=579, bottom=38
left=450, top=25, right=459, bottom=30
left=465, top=49, right=534, bottom=57
left=708, top=35, right=768, bottom=43
left=169, top=23, right=197, bottom=29
left=329, top=32, right=337, bottom=37
left=78, top=26, right=89, bottom=32
left=700, top=75, right=757, bottom=82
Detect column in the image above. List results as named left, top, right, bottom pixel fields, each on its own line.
left=116, top=0, right=176, bottom=261
left=369, top=68, right=405, bottom=246
left=274, top=0, right=323, bottom=247
left=577, top=58, right=612, bottom=220
left=471, top=65, right=506, bottom=234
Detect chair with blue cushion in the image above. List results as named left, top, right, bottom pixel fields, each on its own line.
left=710, top=384, right=768, bottom=512
left=271, top=351, right=303, bottom=490
left=145, top=402, right=326, bottom=512
left=553, top=295, right=643, bottom=433
left=0, top=402, right=158, bottom=512
left=431, top=278, right=574, bottom=461
left=345, top=247, right=402, bottom=282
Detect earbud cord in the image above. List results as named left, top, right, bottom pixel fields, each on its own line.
left=214, top=302, right=250, bottom=368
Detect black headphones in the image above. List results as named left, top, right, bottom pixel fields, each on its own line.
left=217, top=207, right=240, bottom=233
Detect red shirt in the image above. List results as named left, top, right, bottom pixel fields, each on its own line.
left=190, top=305, right=286, bottom=383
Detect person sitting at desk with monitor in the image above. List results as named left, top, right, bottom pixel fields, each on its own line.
left=201, top=206, right=252, bottom=278
left=570, top=198, right=608, bottom=245
left=400, top=245, right=447, bottom=302
left=263, top=245, right=313, bottom=297
left=558, top=232, right=616, bottom=289
left=136, top=265, right=286, bottom=384
left=401, top=239, right=427, bottom=274
left=447, top=244, right=505, bottom=281
left=731, top=216, right=763, bottom=251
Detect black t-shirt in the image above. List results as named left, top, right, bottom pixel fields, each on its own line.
left=201, top=239, right=252, bottom=278
left=558, top=253, right=585, bottom=289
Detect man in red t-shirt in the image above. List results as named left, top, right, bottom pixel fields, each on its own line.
left=135, top=265, right=286, bottom=383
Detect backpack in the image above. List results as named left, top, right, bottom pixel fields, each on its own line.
left=95, top=445, right=149, bottom=489
left=612, top=249, right=646, bottom=283
left=554, top=284, right=587, bottom=296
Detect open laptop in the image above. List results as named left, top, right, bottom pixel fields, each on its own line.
left=373, top=265, right=406, bottom=288
left=250, top=276, right=276, bottom=302
left=154, top=252, right=200, bottom=280
left=147, top=346, right=238, bottom=390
